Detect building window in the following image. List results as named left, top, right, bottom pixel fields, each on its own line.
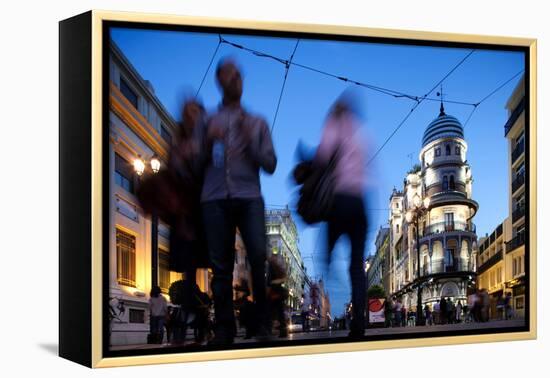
left=444, top=212, right=454, bottom=230
left=515, top=296, right=524, bottom=310
left=129, top=309, right=145, bottom=324
left=115, top=153, right=135, bottom=193
left=442, top=175, right=449, bottom=191
left=435, top=148, right=441, bottom=157
left=449, top=175, right=456, bottom=190
left=160, top=124, right=172, bottom=145
left=445, top=144, right=451, bottom=156
left=455, top=145, right=461, bottom=155
left=159, top=248, right=170, bottom=294
left=116, top=229, right=136, bottom=287
left=396, top=224, right=399, bottom=234
left=515, top=131, right=525, bottom=149
left=120, top=77, right=139, bottom=109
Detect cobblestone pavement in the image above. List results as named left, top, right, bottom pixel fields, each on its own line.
left=110, top=319, right=525, bottom=351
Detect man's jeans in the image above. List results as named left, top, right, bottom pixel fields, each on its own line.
left=202, top=197, right=268, bottom=338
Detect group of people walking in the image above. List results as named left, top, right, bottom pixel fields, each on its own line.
left=138, top=57, right=371, bottom=346
left=381, top=289, right=514, bottom=329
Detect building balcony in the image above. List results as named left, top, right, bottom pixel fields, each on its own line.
left=512, top=172, right=525, bottom=194
left=511, top=141, right=525, bottom=165
left=427, top=192, right=479, bottom=215
left=423, top=261, right=471, bottom=276
left=477, top=250, right=503, bottom=274
left=421, top=221, right=476, bottom=238
left=506, top=232, right=525, bottom=253
left=504, top=96, right=525, bottom=137
left=512, top=205, right=526, bottom=224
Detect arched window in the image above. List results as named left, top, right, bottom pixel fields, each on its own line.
left=455, top=145, right=461, bottom=155
left=449, top=175, right=456, bottom=190
left=442, top=175, right=449, bottom=191
left=446, top=144, right=451, bottom=156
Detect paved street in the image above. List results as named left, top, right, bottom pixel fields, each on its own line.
left=110, top=319, right=525, bottom=351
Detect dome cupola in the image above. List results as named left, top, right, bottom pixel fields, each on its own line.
left=422, top=103, right=464, bottom=147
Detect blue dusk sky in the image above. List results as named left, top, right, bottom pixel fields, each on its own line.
left=111, top=27, right=524, bottom=317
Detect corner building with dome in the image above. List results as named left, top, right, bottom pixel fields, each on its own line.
left=387, top=103, right=479, bottom=313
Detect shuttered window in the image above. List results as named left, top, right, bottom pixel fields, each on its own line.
left=116, top=229, right=136, bottom=287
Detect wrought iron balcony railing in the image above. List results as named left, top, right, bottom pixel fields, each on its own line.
left=512, top=172, right=525, bottom=194
left=421, top=221, right=476, bottom=237
left=511, top=141, right=525, bottom=165
left=506, top=232, right=526, bottom=253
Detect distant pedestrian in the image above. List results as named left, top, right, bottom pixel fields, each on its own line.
left=455, top=300, right=463, bottom=323
left=481, top=290, right=490, bottom=322
left=394, top=300, right=403, bottom=327
left=504, top=292, right=513, bottom=320
left=433, top=300, right=440, bottom=325
left=447, top=298, right=454, bottom=324
left=439, top=297, right=447, bottom=324
left=496, top=295, right=505, bottom=320
left=301, top=294, right=311, bottom=332
left=267, top=253, right=289, bottom=338
left=424, top=304, right=433, bottom=326
left=149, top=286, right=168, bottom=344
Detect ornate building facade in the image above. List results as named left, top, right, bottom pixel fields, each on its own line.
left=265, top=207, right=308, bottom=311
left=388, top=103, right=478, bottom=311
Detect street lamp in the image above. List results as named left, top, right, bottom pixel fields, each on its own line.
left=134, top=154, right=162, bottom=289
left=405, top=193, right=430, bottom=326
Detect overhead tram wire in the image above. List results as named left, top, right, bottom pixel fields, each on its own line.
left=219, top=36, right=439, bottom=104
left=365, top=49, right=476, bottom=167
left=463, top=69, right=525, bottom=128
left=195, top=34, right=223, bottom=98
left=271, top=39, right=300, bottom=134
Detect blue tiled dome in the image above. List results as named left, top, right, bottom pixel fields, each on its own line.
left=422, top=106, right=464, bottom=147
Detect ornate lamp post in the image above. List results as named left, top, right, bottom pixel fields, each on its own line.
left=406, top=194, right=430, bottom=326
left=134, top=154, right=161, bottom=289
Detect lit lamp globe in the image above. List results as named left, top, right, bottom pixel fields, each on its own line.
left=150, top=156, right=161, bottom=174
left=133, top=156, right=145, bottom=176
left=423, top=197, right=430, bottom=209
left=405, top=210, right=413, bottom=223
left=413, top=194, right=422, bottom=208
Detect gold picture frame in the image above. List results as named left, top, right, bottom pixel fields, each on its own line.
left=59, top=10, right=537, bottom=368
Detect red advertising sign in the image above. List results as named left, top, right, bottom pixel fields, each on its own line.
left=369, top=298, right=386, bottom=323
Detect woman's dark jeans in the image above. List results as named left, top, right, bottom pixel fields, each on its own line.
left=326, top=193, right=367, bottom=334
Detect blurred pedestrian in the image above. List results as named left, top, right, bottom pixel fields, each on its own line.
left=312, top=92, right=369, bottom=340
left=385, top=298, right=394, bottom=328
left=267, top=253, right=290, bottom=338
left=201, top=58, right=277, bottom=346
left=234, top=280, right=255, bottom=339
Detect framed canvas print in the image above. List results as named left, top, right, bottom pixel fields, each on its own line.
left=59, top=10, right=537, bottom=368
